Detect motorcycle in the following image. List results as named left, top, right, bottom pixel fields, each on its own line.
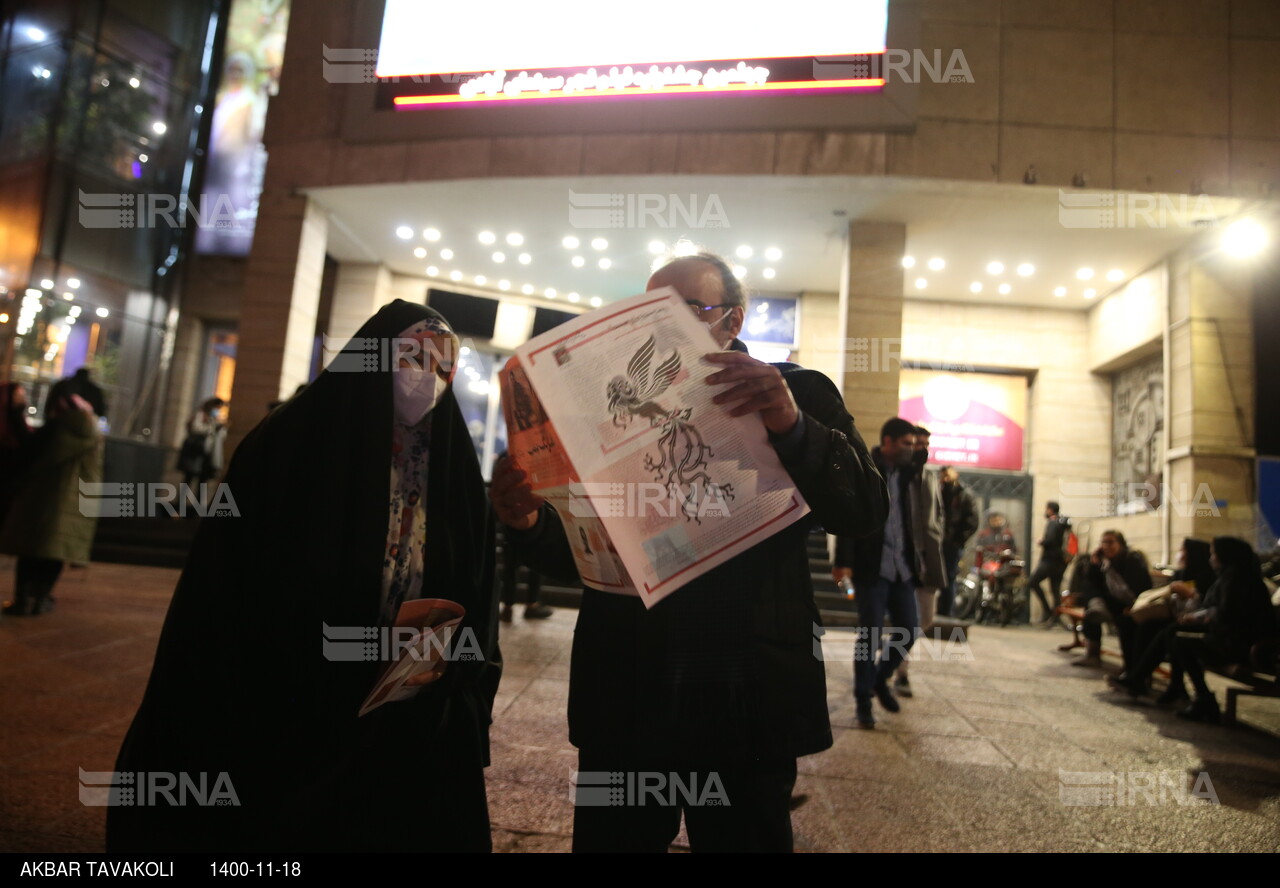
left=974, top=548, right=1027, bottom=626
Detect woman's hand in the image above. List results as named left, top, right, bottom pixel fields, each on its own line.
left=1169, top=581, right=1196, bottom=599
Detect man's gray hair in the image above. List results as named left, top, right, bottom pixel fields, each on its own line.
left=691, top=251, right=748, bottom=311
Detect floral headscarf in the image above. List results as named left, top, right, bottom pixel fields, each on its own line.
left=378, top=316, right=459, bottom=626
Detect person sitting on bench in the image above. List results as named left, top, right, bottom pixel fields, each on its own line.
left=1072, top=530, right=1151, bottom=669
left=1165, top=536, right=1278, bottom=724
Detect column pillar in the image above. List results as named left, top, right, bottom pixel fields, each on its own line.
left=838, top=220, right=907, bottom=442
left=1165, top=250, right=1257, bottom=547
left=227, top=194, right=328, bottom=455
left=325, top=262, right=395, bottom=363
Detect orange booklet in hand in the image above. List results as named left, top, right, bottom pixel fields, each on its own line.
left=358, top=598, right=466, bottom=717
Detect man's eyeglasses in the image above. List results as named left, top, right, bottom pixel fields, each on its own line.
left=685, top=301, right=730, bottom=316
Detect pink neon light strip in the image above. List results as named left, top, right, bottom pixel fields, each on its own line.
left=392, top=78, right=885, bottom=108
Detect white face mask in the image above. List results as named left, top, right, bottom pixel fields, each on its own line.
left=393, top=368, right=446, bottom=427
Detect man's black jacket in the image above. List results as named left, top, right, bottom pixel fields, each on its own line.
left=508, top=356, right=887, bottom=763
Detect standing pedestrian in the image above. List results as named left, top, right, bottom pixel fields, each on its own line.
left=0, top=391, right=103, bottom=615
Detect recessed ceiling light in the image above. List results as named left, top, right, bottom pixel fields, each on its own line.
left=475, top=275, right=487, bottom=285
left=506, top=233, right=524, bottom=246
left=426, top=266, right=439, bottom=276
left=998, top=283, right=1011, bottom=295
left=128, top=76, right=140, bottom=88
left=498, top=280, right=510, bottom=290
left=1054, top=286, right=1067, bottom=297
left=915, top=278, right=927, bottom=289
left=1106, top=269, right=1124, bottom=282
left=1016, top=263, right=1035, bottom=277
left=62, top=292, right=73, bottom=300
left=395, top=226, right=413, bottom=240
left=590, top=297, right=603, bottom=307
left=590, top=238, right=608, bottom=251
left=764, top=247, right=782, bottom=262
left=518, top=253, right=531, bottom=265
left=901, top=256, right=916, bottom=269
left=562, top=236, right=579, bottom=249
left=439, top=248, right=454, bottom=260
left=521, top=284, right=534, bottom=295
left=736, top=245, right=753, bottom=259
left=413, top=247, right=427, bottom=259
left=568, top=292, right=580, bottom=303
left=969, top=282, right=983, bottom=293
left=545, top=288, right=557, bottom=298
left=673, top=240, right=698, bottom=258
left=762, top=267, right=776, bottom=279
left=571, top=256, right=585, bottom=268
left=152, top=121, right=167, bottom=135
left=96, top=307, right=109, bottom=318
left=40, top=278, right=54, bottom=289
left=598, top=258, right=612, bottom=270
left=1084, top=288, right=1097, bottom=299
left=450, top=270, right=462, bottom=281
left=987, top=261, right=1004, bottom=275
left=927, top=257, right=945, bottom=271
left=1076, top=267, right=1094, bottom=280
left=648, top=240, right=665, bottom=255
left=478, top=231, right=496, bottom=245
left=67, top=278, right=81, bottom=289
left=732, top=265, right=746, bottom=279
left=423, top=227, right=441, bottom=241
left=492, top=251, right=505, bottom=263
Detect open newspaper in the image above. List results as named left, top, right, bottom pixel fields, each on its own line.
left=499, top=287, right=810, bottom=608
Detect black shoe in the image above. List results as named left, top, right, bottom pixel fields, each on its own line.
left=788, top=794, right=809, bottom=811
left=1176, top=695, right=1221, bottom=724
left=499, top=604, right=513, bottom=623
left=523, top=603, right=553, bottom=620
left=874, top=683, right=900, bottom=713
left=893, top=675, right=913, bottom=698
left=2, top=597, right=32, bottom=616
left=1106, top=673, right=1144, bottom=700
left=1155, top=685, right=1190, bottom=706
left=33, top=597, right=54, bottom=615
left=855, top=698, right=876, bottom=729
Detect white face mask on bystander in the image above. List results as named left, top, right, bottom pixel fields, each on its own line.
left=393, top=368, right=446, bottom=427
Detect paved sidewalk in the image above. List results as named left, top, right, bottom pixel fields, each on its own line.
left=2, top=562, right=1278, bottom=852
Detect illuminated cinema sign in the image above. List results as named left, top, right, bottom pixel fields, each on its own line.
left=376, top=0, right=888, bottom=107
left=899, top=370, right=1027, bottom=472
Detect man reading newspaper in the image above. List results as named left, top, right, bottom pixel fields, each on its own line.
left=490, top=253, right=887, bottom=852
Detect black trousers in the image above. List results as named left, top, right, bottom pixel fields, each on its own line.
left=1171, top=632, right=1232, bottom=700
left=572, top=751, right=797, bottom=853
left=1081, top=589, right=1137, bottom=668
left=16, top=556, right=64, bottom=602
left=500, top=557, right=542, bottom=607
left=1128, top=619, right=1185, bottom=688
left=1027, top=557, right=1066, bottom=618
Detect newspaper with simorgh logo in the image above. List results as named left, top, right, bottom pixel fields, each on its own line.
left=498, top=287, right=810, bottom=608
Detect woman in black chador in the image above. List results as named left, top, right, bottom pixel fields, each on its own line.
left=108, top=301, right=500, bottom=852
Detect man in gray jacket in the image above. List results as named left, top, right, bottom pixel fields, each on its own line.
left=893, top=425, right=946, bottom=697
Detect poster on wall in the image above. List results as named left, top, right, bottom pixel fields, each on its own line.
left=1111, top=355, right=1164, bottom=511
left=899, top=370, right=1027, bottom=471
left=195, top=0, right=290, bottom=255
